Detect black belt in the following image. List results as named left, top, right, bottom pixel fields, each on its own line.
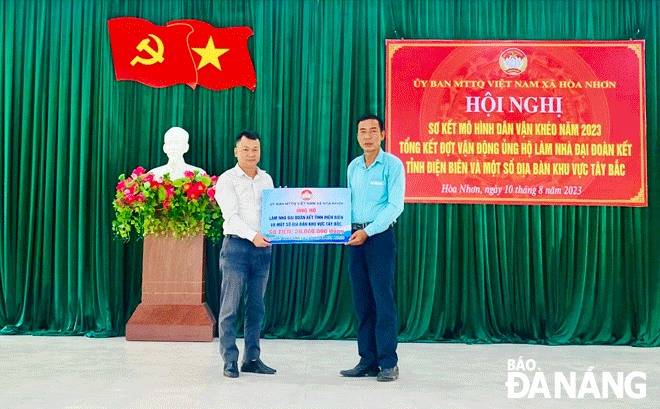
left=352, top=222, right=370, bottom=230
left=351, top=222, right=396, bottom=230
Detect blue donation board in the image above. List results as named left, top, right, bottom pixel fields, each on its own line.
left=261, top=188, right=351, bottom=244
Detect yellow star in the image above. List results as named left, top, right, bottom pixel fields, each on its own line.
left=192, top=37, right=229, bottom=70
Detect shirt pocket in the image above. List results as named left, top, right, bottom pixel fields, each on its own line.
left=235, top=182, right=255, bottom=201
left=367, top=179, right=386, bottom=199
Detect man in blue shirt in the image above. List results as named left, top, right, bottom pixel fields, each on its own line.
left=340, top=114, right=405, bottom=382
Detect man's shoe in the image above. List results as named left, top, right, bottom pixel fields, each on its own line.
left=241, top=359, right=276, bottom=374
left=376, top=366, right=399, bottom=382
left=340, top=363, right=380, bottom=377
left=223, top=361, right=239, bottom=378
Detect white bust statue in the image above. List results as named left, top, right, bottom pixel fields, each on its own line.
left=149, top=127, right=206, bottom=180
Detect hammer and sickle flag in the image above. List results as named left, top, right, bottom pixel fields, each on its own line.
left=108, top=17, right=198, bottom=89
left=169, top=20, right=257, bottom=91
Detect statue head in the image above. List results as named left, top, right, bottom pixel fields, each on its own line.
left=149, top=127, right=205, bottom=180
left=163, top=127, right=190, bottom=159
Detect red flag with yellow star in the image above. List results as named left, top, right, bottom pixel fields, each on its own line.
left=168, top=20, right=257, bottom=91
left=108, top=17, right=198, bottom=88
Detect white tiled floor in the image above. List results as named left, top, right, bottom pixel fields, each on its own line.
left=0, top=336, right=658, bottom=408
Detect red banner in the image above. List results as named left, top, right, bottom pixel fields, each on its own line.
left=386, top=40, right=647, bottom=206
left=107, top=17, right=256, bottom=91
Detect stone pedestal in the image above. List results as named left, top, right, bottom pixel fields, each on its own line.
left=126, top=233, right=215, bottom=341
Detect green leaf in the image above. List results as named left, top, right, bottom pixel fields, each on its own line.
left=158, top=186, right=167, bottom=201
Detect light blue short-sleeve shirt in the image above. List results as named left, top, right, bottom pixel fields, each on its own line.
left=347, top=149, right=405, bottom=236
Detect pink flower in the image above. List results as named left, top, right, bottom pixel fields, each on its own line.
left=116, top=179, right=127, bottom=191
left=207, top=187, right=216, bottom=199
left=135, top=193, right=145, bottom=202
left=184, top=170, right=196, bottom=178
left=193, top=182, right=205, bottom=194
left=124, top=194, right=135, bottom=204
left=143, top=174, right=154, bottom=183
left=210, top=176, right=218, bottom=184
left=131, top=166, right=146, bottom=179
left=122, top=183, right=137, bottom=196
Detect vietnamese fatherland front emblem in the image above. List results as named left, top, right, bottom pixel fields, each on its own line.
left=499, top=48, right=527, bottom=75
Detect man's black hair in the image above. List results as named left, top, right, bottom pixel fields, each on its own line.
left=236, top=129, right=260, bottom=142
left=357, top=114, right=384, bottom=132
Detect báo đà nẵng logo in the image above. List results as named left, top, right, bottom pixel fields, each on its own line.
left=505, top=357, right=646, bottom=399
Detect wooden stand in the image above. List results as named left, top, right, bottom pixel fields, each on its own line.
left=126, top=233, right=215, bottom=341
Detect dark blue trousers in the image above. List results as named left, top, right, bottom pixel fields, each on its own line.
left=218, top=235, right=272, bottom=363
left=348, top=227, right=398, bottom=369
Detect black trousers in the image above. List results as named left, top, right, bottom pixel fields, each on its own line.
left=348, top=226, right=398, bottom=369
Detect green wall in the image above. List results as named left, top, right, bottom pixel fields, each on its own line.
left=1, top=0, right=658, bottom=345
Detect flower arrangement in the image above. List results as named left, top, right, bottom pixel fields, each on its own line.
left=112, top=167, right=223, bottom=242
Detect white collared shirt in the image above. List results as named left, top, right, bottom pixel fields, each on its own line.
left=215, top=164, right=274, bottom=241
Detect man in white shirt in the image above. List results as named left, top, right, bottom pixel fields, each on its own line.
left=214, top=130, right=275, bottom=378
